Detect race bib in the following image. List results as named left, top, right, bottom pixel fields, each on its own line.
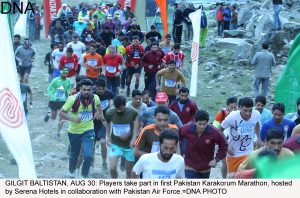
left=101, top=100, right=109, bottom=109
left=133, top=51, right=140, bottom=58
left=151, top=169, right=176, bottom=179
left=106, top=66, right=117, bottom=73
left=55, top=90, right=65, bottom=100
left=21, top=93, right=26, bottom=102
left=164, top=79, right=176, bottom=87
left=79, top=110, right=93, bottom=121
left=65, top=62, right=74, bottom=69
left=87, top=59, right=97, bottom=67
left=112, top=124, right=130, bottom=136
left=151, top=141, right=160, bottom=153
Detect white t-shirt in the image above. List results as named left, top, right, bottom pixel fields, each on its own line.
left=51, top=49, right=66, bottom=69
left=67, top=41, right=86, bottom=58
left=221, top=110, right=261, bottom=157
left=79, top=52, right=87, bottom=75
left=133, top=152, right=185, bottom=179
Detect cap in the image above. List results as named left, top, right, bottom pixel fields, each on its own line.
left=115, top=13, right=120, bottom=16
left=107, top=14, right=113, bottom=19
left=155, top=92, right=168, bottom=103
left=62, top=3, right=67, bottom=7
left=150, top=25, right=156, bottom=29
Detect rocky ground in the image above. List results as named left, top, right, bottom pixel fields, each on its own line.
left=0, top=0, right=298, bottom=178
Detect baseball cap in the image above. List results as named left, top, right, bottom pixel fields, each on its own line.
left=72, top=34, right=79, bottom=39
left=107, top=14, right=113, bottom=19
left=155, top=92, right=168, bottom=103
left=78, top=17, right=84, bottom=22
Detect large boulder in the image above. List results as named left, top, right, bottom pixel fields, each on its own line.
left=254, top=13, right=274, bottom=41
left=214, top=38, right=248, bottom=49
left=223, top=30, right=247, bottom=38
left=261, top=31, right=287, bottom=56
left=233, top=42, right=253, bottom=60
left=283, top=22, right=300, bottom=41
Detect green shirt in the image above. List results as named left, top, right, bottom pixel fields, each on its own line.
left=62, top=94, right=100, bottom=134
left=105, top=107, right=138, bottom=148
left=47, top=77, right=71, bottom=101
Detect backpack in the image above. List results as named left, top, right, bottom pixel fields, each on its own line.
left=201, top=14, right=207, bottom=28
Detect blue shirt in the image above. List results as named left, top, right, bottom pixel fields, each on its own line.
left=73, top=21, right=87, bottom=36
left=260, top=108, right=272, bottom=125
left=260, top=117, right=296, bottom=141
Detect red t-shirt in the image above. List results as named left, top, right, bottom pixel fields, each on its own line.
left=59, top=54, right=78, bottom=77
left=163, top=51, right=185, bottom=69
left=103, top=54, right=123, bottom=77
left=125, top=44, right=144, bottom=67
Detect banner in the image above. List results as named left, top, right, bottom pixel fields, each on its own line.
left=43, top=0, right=62, bottom=37
left=274, top=33, right=300, bottom=113
left=0, top=14, right=36, bottom=179
left=155, top=0, right=168, bottom=39
left=13, top=0, right=27, bottom=37
left=119, top=0, right=137, bottom=11
left=189, top=9, right=201, bottom=97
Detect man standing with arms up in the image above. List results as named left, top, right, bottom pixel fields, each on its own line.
left=220, top=97, right=262, bottom=176
left=59, top=79, right=105, bottom=178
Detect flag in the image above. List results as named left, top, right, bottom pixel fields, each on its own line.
left=0, top=14, right=36, bottom=178
left=189, top=9, right=201, bottom=97
left=255, top=154, right=300, bottom=178
left=13, top=0, right=27, bottom=37
left=155, top=0, right=168, bottom=38
left=43, top=0, right=62, bottom=38
left=275, top=33, right=300, bottom=113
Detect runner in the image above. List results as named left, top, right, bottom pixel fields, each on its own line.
left=162, top=44, right=185, bottom=70
left=142, top=90, right=156, bottom=107
left=169, top=87, right=198, bottom=125
left=20, top=82, right=33, bottom=118
left=140, top=42, right=164, bottom=100
left=179, top=110, right=228, bottom=178
left=212, top=96, right=238, bottom=178
left=59, top=79, right=105, bottom=178
left=44, top=43, right=57, bottom=82
left=15, top=38, right=35, bottom=83
left=67, top=34, right=86, bottom=74
left=135, top=105, right=178, bottom=159
left=59, top=47, right=78, bottom=86
left=45, top=69, right=71, bottom=139
left=220, top=97, right=262, bottom=176
left=133, top=129, right=185, bottom=179
left=156, top=60, right=186, bottom=104
left=254, top=96, right=272, bottom=125
left=125, top=36, right=144, bottom=96
left=102, top=45, right=123, bottom=96
left=93, top=78, right=114, bottom=170
left=140, top=92, right=182, bottom=128
left=105, top=95, right=139, bottom=178
left=127, top=89, right=147, bottom=115
left=84, top=44, right=103, bottom=84
left=159, top=34, right=174, bottom=54
left=260, top=103, right=296, bottom=142
left=51, top=42, right=66, bottom=79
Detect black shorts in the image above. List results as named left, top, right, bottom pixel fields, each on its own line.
left=18, top=66, right=32, bottom=77
left=48, top=101, right=66, bottom=111
left=127, top=67, right=142, bottom=75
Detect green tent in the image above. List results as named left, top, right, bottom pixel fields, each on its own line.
left=275, top=33, right=300, bottom=113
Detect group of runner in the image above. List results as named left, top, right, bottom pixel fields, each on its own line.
left=13, top=1, right=300, bottom=179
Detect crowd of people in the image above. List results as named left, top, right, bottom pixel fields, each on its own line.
left=11, top=1, right=299, bottom=179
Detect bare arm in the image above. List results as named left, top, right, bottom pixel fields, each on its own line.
left=130, top=116, right=140, bottom=147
